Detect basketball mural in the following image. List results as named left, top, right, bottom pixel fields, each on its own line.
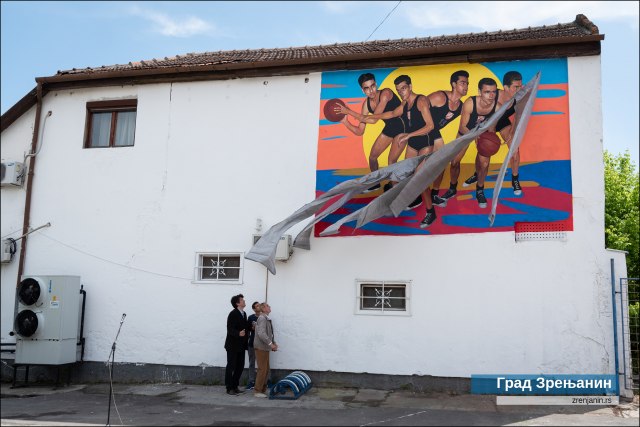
left=315, top=59, right=572, bottom=237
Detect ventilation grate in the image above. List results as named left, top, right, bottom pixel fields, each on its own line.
left=514, top=220, right=569, bottom=242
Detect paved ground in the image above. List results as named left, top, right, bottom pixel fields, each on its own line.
left=1, top=383, right=638, bottom=426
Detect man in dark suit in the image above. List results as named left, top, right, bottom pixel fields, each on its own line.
left=224, top=294, right=249, bottom=395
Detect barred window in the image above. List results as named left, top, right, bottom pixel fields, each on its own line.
left=356, top=280, right=411, bottom=315
left=195, top=253, right=243, bottom=284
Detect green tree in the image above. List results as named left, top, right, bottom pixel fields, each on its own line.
left=604, top=150, right=639, bottom=279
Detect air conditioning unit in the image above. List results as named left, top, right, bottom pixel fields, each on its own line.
left=14, top=275, right=82, bottom=365
left=0, top=161, right=25, bottom=187
left=253, top=234, right=292, bottom=261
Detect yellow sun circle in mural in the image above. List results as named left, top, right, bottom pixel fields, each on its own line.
left=362, top=63, right=506, bottom=167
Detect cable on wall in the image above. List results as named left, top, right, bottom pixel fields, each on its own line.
left=37, top=232, right=194, bottom=281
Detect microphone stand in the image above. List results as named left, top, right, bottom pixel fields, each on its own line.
left=107, top=313, right=126, bottom=426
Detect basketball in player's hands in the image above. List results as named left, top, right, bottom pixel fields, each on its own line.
left=476, top=131, right=502, bottom=157
left=323, top=99, right=347, bottom=122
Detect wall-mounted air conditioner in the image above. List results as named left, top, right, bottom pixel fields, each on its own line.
left=0, top=161, right=24, bottom=187
left=252, top=234, right=292, bottom=261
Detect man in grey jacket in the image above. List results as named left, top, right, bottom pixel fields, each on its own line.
left=253, top=302, right=278, bottom=398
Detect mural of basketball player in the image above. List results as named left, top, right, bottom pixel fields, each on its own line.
left=336, top=73, right=405, bottom=192
left=425, top=70, right=469, bottom=209
left=344, top=74, right=439, bottom=226
left=442, top=78, right=503, bottom=208
left=460, top=71, right=524, bottom=195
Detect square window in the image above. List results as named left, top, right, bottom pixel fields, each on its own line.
left=356, top=280, right=410, bottom=316
left=195, top=253, right=244, bottom=284
left=84, top=99, right=137, bottom=148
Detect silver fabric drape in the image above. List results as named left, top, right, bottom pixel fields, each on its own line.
left=246, top=73, right=540, bottom=274
left=489, top=73, right=541, bottom=225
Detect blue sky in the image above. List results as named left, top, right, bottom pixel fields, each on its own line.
left=2, top=1, right=638, bottom=162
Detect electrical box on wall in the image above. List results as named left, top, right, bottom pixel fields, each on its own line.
left=1, top=239, right=17, bottom=263
left=252, top=234, right=293, bottom=261
left=0, top=161, right=24, bottom=187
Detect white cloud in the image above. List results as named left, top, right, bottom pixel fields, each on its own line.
left=129, top=6, right=214, bottom=37
left=321, top=1, right=399, bottom=14
left=321, top=1, right=360, bottom=14
left=404, top=1, right=639, bottom=33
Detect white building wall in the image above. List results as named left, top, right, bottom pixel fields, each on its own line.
left=0, top=56, right=624, bottom=379
left=1, top=107, right=35, bottom=343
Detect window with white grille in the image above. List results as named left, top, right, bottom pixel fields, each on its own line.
left=356, top=280, right=411, bottom=316
left=194, top=253, right=244, bottom=284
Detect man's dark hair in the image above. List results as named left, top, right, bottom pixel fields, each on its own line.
left=358, top=73, right=376, bottom=87
left=230, top=294, right=244, bottom=308
left=503, top=71, right=523, bottom=86
left=478, top=77, right=497, bottom=90
left=252, top=301, right=260, bottom=310
left=394, top=74, right=411, bottom=86
left=450, top=70, right=469, bottom=85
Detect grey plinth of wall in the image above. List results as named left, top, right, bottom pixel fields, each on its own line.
left=1, top=361, right=471, bottom=394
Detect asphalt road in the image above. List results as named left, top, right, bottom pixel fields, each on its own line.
left=1, top=383, right=638, bottom=426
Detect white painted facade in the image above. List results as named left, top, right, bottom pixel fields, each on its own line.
left=0, top=56, right=629, bottom=385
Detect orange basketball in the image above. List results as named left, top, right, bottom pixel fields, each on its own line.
left=323, top=98, right=346, bottom=122
left=476, top=131, right=501, bottom=157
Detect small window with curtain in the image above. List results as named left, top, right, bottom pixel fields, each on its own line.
left=356, top=280, right=411, bottom=316
left=84, top=99, right=137, bottom=148
left=194, top=252, right=244, bottom=284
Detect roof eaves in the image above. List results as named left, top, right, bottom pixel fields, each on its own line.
left=1, top=86, right=38, bottom=133
left=36, top=32, right=603, bottom=86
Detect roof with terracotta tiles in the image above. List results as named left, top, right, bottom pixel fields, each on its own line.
left=54, top=14, right=600, bottom=77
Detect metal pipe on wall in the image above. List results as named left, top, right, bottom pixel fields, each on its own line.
left=610, top=258, right=620, bottom=396
left=15, top=82, right=44, bottom=290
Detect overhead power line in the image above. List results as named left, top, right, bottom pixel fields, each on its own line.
left=365, top=1, right=403, bottom=42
